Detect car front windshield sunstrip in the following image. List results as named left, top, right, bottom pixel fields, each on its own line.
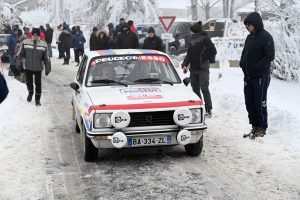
left=85, top=55, right=181, bottom=87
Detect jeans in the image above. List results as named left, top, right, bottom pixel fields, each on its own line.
left=47, top=43, right=52, bottom=57
left=58, top=43, right=63, bottom=58
left=8, top=50, right=15, bottom=65
left=190, top=68, right=212, bottom=110
left=74, top=48, right=84, bottom=63
left=244, top=76, right=270, bottom=129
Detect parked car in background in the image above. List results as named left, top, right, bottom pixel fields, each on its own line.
left=0, top=34, right=10, bottom=62
left=202, top=18, right=238, bottom=38
left=137, top=22, right=195, bottom=55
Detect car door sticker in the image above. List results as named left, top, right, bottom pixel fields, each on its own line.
left=179, top=39, right=185, bottom=47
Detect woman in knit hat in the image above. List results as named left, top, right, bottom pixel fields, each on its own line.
left=181, top=21, right=217, bottom=117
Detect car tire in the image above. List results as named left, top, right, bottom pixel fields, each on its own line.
left=81, top=124, right=98, bottom=162
left=170, top=46, right=178, bottom=56
left=184, top=135, right=203, bottom=156
left=75, top=119, right=80, bottom=133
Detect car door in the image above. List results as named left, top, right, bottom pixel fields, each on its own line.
left=175, top=23, right=186, bottom=53
left=74, top=55, right=89, bottom=125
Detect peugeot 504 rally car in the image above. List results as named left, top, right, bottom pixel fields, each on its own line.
left=70, top=49, right=207, bottom=162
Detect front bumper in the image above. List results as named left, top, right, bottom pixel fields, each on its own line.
left=86, top=124, right=207, bottom=149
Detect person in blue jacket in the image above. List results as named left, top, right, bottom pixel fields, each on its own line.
left=73, top=28, right=86, bottom=66
left=240, top=12, right=275, bottom=138
left=0, top=73, right=9, bottom=104
left=6, top=27, right=19, bottom=76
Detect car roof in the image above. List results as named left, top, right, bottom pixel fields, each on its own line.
left=85, top=49, right=167, bottom=58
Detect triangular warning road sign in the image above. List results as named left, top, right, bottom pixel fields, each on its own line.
left=158, top=16, right=176, bottom=33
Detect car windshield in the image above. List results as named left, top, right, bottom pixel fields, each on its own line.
left=85, top=55, right=181, bottom=87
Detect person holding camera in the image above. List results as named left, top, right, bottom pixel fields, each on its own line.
left=73, top=28, right=86, bottom=66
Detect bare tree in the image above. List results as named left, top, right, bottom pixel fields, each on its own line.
left=222, top=0, right=235, bottom=18
left=191, top=0, right=198, bottom=21
left=198, top=0, right=220, bottom=20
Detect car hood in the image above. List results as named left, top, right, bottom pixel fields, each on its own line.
left=86, top=85, right=199, bottom=106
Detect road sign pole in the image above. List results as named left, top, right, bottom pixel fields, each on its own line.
left=166, top=40, right=169, bottom=55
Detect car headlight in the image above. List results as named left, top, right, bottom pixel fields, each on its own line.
left=94, top=113, right=111, bottom=128
left=190, top=109, right=201, bottom=123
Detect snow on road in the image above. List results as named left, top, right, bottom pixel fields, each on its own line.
left=0, top=56, right=299, bottom=199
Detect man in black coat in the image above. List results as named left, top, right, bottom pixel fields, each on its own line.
left=59, top=26, right=73, bottom=65
left=90, top=27, right=98, bottom=51
left=107, top=23, right=114, bottom=37
left=115, top=23, right=139, bottom=49
left=240, top=12, right=275, bottom=138
left=45, top=23, right=54, bottom=57
left=182, top=21, right=217, bottom=117
left=142, top=27, right=163, bottom=51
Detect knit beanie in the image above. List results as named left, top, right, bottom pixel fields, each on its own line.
left=93, top=27, right=98, bottom=32
left=190, top=21, right=202, bottom=33
left=127, top=20, right=133, bottom=26
left=32, top=28, right=40, bottom=36
left=148, top=27, right=155, bottom=34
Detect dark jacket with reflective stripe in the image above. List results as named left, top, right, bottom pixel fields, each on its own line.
left=16, top=38, right=50, bottom=72
left=240, top=12, right=275, bottom=79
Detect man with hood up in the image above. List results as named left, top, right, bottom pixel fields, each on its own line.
left=240, top=12, right=275, bottom=139
left=59, top=25, right=73, bottom=65
left=182, top=21, right=217, bottom=118
left=115, top=23, right=139, bottom=49
left=96, top=29, right=109, bottom=50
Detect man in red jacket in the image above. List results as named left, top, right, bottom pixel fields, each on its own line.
left=127, top=20, right=137, bottom=35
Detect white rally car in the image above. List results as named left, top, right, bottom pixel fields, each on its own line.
left=70, top=49, right=207, bottom=162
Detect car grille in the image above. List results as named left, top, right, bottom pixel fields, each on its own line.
left=128, top=111, right=176, bottom=127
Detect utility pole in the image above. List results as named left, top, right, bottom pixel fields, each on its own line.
left=56, top=0, right=59, bottom=26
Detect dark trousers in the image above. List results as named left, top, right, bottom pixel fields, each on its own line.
left=190, top=68, right=212, bottom=110
left=74, top=48, right=84, bottom=63
left=25, top=70, right=42, bottom=95
left=58, top=43, right=63, bottom=58
left=62, top=47, right=70, bottom=63
left=244, top=76, right=270, bottom=129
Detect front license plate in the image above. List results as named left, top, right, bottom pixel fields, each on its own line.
left=128, top=135, right=172, bottom=147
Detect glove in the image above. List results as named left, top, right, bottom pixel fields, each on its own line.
left=45, top=61, right=51, bottom=76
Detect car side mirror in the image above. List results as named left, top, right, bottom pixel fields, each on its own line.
left=183, top=77, right=190, bottom=86
left=70, top=82, right=80, bottom=93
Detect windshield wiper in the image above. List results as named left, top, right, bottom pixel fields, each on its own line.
left=91, top=79, right=128, bottom=87
left=134, top=78, right=173, bottom=86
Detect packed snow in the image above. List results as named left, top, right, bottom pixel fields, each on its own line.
left=0, top=49, right=299, bottom=198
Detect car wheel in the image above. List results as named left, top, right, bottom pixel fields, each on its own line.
left=170, top=46, right=178, bottom=56
left=81, top=124, right=98, bottom=162
left=184, top=135, right=203, bottom=156
left=75, top=119, right=80, bottom=133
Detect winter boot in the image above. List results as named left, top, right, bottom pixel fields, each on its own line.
left=35, top=94, right=41, bottom=106
left=243, top=127, right=257, bottom=138
left=255, top=127, right=266, bottom=137
left=205, top=109, right=212, bottom=118
left=27, top=91, right=34, bottom=102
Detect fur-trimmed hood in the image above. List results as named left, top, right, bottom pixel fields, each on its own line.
left=97, top=29, right=108, bottom=37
